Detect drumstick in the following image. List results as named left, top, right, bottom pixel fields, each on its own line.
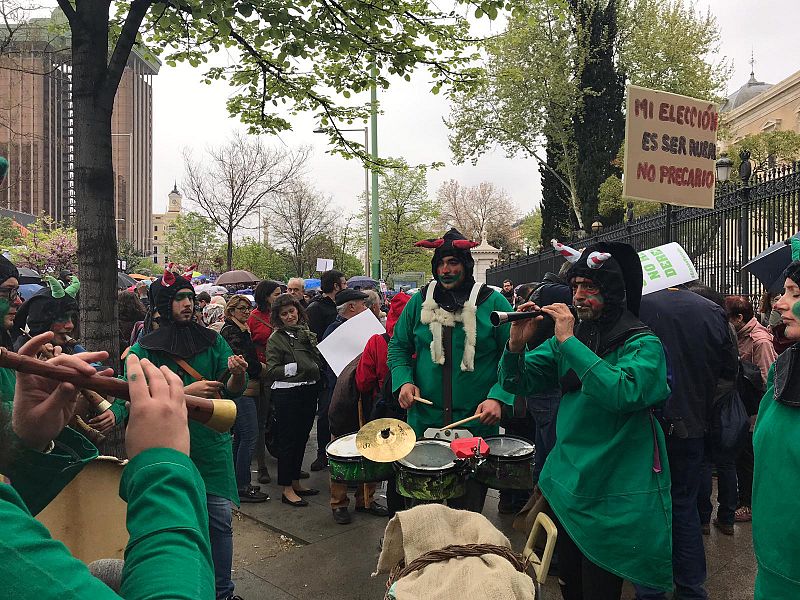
left=0, top=347, right=236, bottom=433
left=413, top=396, right=433, bottom=405
left=441, top=412, right=484, bottom=430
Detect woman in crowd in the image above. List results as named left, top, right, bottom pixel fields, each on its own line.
left=118, top=290, right=146, bottom=357
left=752, top=251, right=800, bottom=598
left=220, top=294, right=268, bottom=503
left=248, top=280, right=284, bottom=484
left=203, top=297, right=226, bottom=332
left=265, top=293, right=323, bottom=507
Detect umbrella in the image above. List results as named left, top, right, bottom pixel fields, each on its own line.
left=347, top=276, right=378, bottom=289
left=304, top=278, right=321, bottom=290
left=17, top=267, right=41, bottom=285
left=214, top=270, right=259, bottom=286
left=19, top=283, right=43, bottom=301
left=118, top=272, right=136, bottom=289
left=741, top=235, right=800, bottom=293
left=129, top=273, right=150, bottom=281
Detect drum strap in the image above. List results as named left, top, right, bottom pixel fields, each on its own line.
left=442, top=326, right=453, bottom=426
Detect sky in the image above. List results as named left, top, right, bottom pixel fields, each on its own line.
left=135, top=1, right=800, bottom=218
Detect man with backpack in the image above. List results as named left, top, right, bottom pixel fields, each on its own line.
left=638, top=285, right=737, bottom=600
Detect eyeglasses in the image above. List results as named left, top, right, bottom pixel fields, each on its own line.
left=0, top=286, right=20, bottom=301
left=235, top=305, right=251, bottom=312
left=174, top=291, right=195, bottom=302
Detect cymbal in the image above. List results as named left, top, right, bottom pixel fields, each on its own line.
left=356, top=418, right=416, bottom=463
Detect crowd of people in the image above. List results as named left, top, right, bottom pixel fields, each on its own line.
left=1, top=226, right=799, bottom=600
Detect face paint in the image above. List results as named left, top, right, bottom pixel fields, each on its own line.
left=792, top=300, right=800, bottom=320
left=438, top=272, right=463, bottom=285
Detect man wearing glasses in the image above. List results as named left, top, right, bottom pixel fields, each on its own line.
left=287, top=278, right=306, bottom=307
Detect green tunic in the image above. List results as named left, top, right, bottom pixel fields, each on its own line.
left=499, top=333, right=673, bottom=591
left=0, top=428, right=213, bottom=599
left=753, top=364, right=800, bottom=598
left=0, top=366, right=15, bottom=406
left=116, top=334, right=241, bottom=505
left=388, top=287, right=515, bottom=439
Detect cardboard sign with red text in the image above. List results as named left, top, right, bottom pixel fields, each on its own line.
left=623, top=85, right=719, bottom=209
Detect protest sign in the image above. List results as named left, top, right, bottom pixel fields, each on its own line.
left=316, top=258, right=334, bottom=272
left=317, top=309, right=385, bottom=377
left=639, top=242, right=698, bottom=295
left=623, top=85, right=719, bottom=209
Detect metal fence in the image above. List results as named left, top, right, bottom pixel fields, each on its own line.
left=487, top=161, right=800, bottom=297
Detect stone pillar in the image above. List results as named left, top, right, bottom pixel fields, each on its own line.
left=471, top=236, right=501, bottom=285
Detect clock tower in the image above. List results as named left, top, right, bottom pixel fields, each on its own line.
left=167, top=182, right=182, bottom=213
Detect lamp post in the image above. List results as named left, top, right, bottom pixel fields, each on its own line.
left=738, top=150, right=753, bottom=296
left=591, top=219, right=604, bottom=236
left=715, top=153, right=733, bottom=184
left=370, top=64, right=380, bottom=280
left=313, top=126, right=370, bottom=275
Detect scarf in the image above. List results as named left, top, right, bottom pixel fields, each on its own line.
left=420, top=281, right=484, bottom=372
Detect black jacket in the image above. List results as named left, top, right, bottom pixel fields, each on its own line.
left=529, top=273, right=572, bottom=350
left=219, top=320, right=263, bottom=379
left=639, top=288, right=737, bottom=438
left=306, top=295, right=337, bottom=341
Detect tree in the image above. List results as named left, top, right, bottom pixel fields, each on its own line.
left=164, top=212, right=222, bottom=272
left=436, top=180, right=519, bottom=253
left=539, top=135, right=574, bottom=241
left=50, top=0, right=508, bottom=368
left=267, top=183, right=338, bottom=276
left=12, top=217, right=77, bottom=275
left=448, top=0, right=730, bottom=231
left=117, top=239, right=143, bottom=273
left=618, top=0, right=730, bottom=101
left=727, top=131, right=800, bottom=178
left=597, top=174, right=660, bottom=224
left=182, top=133, right=307, bottom=270
left=570, top=0, right=626, bottom=228
left=0, top=217, right=22, bottom=250
left=304, top=234, right=364, bottom=278
left=231, top=238, right=292, bottom=280
left=519, top=209, right=544, bottom=251
left=375, top=160, right=439, bottom=277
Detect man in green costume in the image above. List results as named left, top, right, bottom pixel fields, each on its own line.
left=1, top=331, right=214, bottom=598
left=112, top=269, right=248, bottom=600
left=499, top=241, right=673, bottom=598
left=388, top=228, right=515, bottom=512
left=752, top=239, right=800, bottom=599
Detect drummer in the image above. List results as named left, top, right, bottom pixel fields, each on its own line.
left=387, top=228, right=515, bottom=512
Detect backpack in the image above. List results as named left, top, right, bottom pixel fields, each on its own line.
left=737, top=359, right=765, bottom=416
left=328, top=354, right=365, bottom=438
left=711, top=358, right=754, bottom=452
left=369, top=334, right=407, bottom=422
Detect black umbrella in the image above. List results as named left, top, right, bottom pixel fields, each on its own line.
left=741, top=234, right=800, bottom=293
left=118, top=271, right=136, bottom=289
left=17, top=267, right=41, bottom=285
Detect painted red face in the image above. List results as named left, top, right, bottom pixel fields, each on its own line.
left=571, top=277, right=604, bottom=320
left=436, top=257, right=465, bottom=289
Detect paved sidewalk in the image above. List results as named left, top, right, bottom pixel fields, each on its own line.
left=234, top=439, right=756, bottom=600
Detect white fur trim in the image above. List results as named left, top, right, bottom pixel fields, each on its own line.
left=420, top=282, right=482, bottom=372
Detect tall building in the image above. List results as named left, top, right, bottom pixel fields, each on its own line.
left=152, top=184, right=183, bottom=266
left=0, top=9, right=159, bottom=253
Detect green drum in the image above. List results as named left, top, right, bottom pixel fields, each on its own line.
left=395, top=440, right=466, bottom=501
left=326, top=434, right=394, bottom=483
left=474, top=435, right=535, bottom=490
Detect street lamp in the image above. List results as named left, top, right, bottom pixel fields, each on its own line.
left=314, top=126, right=370, bottom=275
left=591, top=220, right=604, bottom=235
left=715, top=153, right=734, bottom=183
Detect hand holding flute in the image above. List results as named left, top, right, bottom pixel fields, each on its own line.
left=507, top=301, right=545, bottom=353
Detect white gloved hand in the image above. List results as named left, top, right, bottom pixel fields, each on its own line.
left=284, top=362, right=298, bottom=377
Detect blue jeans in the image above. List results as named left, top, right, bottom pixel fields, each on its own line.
left=207, top=494, right=234, bottom=600
left=232, top=395, right=258, bottom=490
left=698, top=436, right=738, bottom=526
left=636, top=437, right=707, bottom=600
left=527, top=391, right=560, bottom=483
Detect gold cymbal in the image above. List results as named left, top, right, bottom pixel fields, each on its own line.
left=355, top=418, right=416, bottom=463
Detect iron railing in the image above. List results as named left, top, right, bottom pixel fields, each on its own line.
left=487, top=161, right=800, bottom=296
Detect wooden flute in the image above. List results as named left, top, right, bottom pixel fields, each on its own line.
left=0, top=348, right=237, bottom=433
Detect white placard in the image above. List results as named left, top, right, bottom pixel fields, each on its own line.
left=639, top=242, right=698, bottom=295
left=317, top=309, right=386, bottom=377
left=316, top=258, right=334, bottom=272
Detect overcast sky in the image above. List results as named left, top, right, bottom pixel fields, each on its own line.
left=145, top=1, right=799, bottom=218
